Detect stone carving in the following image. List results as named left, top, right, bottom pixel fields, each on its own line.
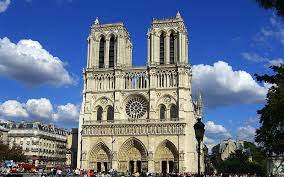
left=100, top=98, right=108, bottom=105
left=163, top=96, right=171, bottom=104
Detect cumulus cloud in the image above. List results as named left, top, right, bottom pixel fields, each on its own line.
left=192, top=61, right=267, bottom=108
left=0, top=0, right=10, bottom=13
left=0, top=100, right=28, bottom=118
left=204, top=121, right=231, bottom=151
left=0, top=98, right=79, bottom=126
left=52, top=103, right=80, bottom=122
left=237, top=125, right=256, bottom=142
left=0, top=37, right=74, bottom=87
left=26, top=98, right=53, bottom=118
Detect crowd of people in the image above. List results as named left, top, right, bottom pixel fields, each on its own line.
left=0, top=166, right=266, bottom=177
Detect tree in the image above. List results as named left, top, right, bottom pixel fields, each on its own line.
left=255, top=64, right=284, bottom=156
left=255, top=0, right=284, bottom=18
left=216, top=149, right=265, bottom=175
left=0, top=141, right=26, bottom=162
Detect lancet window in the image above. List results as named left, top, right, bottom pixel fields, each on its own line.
left=97, top=106, right=103, bottom=121
left=160, top=33, right=165, bottom=65
left=99, top=37, right=105, bottom=68
left=109, top=36, right=115, bottom=68
left=170, top=33, right=175, bottom=64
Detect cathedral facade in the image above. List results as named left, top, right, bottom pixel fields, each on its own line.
left=77, top=12, right=204, bottom=173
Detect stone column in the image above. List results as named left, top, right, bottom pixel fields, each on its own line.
left=150, top=34, right=154, bottom=65
left=165, top=34, right=170, bottom=64
left=178, top=33, right=182, bottom=64
left=147, top=35, right=150, bottom=65
left=105, top=39, right=110, bottom=68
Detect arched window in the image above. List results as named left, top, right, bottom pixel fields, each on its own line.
left=170, top=33, right=175, bottom=64
left=160, top=104, right=166, bottom=120
left=99, top=37, right=105, bottom=68
left=97, top=106, right=103, bottom=121
left=107, top=106, right=114, bottom=122
left=109, top=36, right=115, bottom=68
left=160, top=33, right=165, bottom=65
left=170, top=104, right=178, bottom=120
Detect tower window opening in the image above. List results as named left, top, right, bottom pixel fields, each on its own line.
left=109, top=36, right=115, bottom=68
left=99, top=37, right=105, bottom=68
left=170, top=104, right=178, bottom=120
left=97, top=106, right=103, bottom=121
left=170, top=33, right=175, bottom=64
left=160, top=33, right=165, bottom=65
left=160, top=105, right=166, bottom=120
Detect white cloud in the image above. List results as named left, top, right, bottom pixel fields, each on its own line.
left=192, top=61, right=267, bottom=108
left=241, top=52, right=268, bottom=63
left=0, top=37, right=74, bottom=86
left=26, top=98, right=53, bottom=118
left=267, top=58, right=283, bottom=67
left=0, top=98, right=79, bottom=126
left=237, top=125, right=256, bottom=142
left=204, top=121, right=231, bottom=151
left=0, top=100, right=28, bottom=118
left=254, top=15, right=284, bottom=45
left=241, top=52, right=283, bottom=67
left=0, top=0, right=10, bottom=13
left=52, top=103, right=79, bottom=122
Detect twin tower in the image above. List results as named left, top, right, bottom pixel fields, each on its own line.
left=86, top=12, right=188, bottom=68
left=78, top=12, right=204, bottom=173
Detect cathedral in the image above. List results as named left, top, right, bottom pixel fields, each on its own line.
left=77, top=12, right=204, bottom=173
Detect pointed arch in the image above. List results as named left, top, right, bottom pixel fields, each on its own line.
left=107, top=106, right=114, bottom=122
left=170, top=104, right=178, bottom=120
left=88, top=141, right=112, bottom=171
left=99, top=36, right=105, bottom=68
left=169, top=32, right=175, bottom=64
left=159, top=32, right=165, bottom=65
left=97, top=106, right=103, bottom=121
left=118, top=137, right=148, bottom=161
left=109, top=35, right=115, bottom=68
left=154, top=139, right=179, bottom=173
left=159, top=104, right=166, bottom=121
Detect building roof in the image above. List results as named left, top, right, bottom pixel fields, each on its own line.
left=0, top=125, right=8, bottom=132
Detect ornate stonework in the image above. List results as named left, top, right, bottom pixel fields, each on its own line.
left=78, top=12, right=204, bottom=173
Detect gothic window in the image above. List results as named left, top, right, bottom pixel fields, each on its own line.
left=109, top=36, right=115, bottom=68
left=160, top=33, right=165, bottom=65
left=170, top=104, right=178, bottom=120
left=99, top=37, right=105, bottom=68
left=97, top=106, right=103, bottom=121
left=170, top=33, right=175, bottom=64
left=160, top=104, right=166, bottom=121
left=107, top=106, right=114, bottom=122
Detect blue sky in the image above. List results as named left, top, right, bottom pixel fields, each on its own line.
left=0, top=0, right=283, bottom=148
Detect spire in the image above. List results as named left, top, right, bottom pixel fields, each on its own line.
left=94, top=17, right=100, bottom=25
left=176, top=11, right=182, bottom=19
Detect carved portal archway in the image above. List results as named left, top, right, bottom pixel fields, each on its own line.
left=154, top=139, right=179, bottom=173
left=89, top=142, right=112, bottom=172
left=118, top=137, right=148, bottom=173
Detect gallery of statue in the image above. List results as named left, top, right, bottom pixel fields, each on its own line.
left=77, top=12, right=205, bottom=173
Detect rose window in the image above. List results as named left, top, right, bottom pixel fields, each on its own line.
left=126, top=96, right=148, bottom=119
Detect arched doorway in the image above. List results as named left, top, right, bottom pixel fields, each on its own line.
left=118, top=137, right=148, bottom=173
left=88, top=142, right=112, bottom=172
left=154, top=139, right=179, bottom=173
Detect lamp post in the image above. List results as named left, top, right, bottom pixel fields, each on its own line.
left=194, top=118, right=205, bottom=177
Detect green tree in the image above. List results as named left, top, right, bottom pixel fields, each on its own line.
left=255, top=0, right=284, bottom=17
left=255, top=64, right=284, bottom=156
left=0, top=141, right=26, bottom=162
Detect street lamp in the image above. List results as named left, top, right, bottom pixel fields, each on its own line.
left=194, top=118, right=205, bottom=177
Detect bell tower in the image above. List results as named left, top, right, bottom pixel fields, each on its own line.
left=147, top=12, right=188, bottom=65
left=87, top=18, right=132, bottom=68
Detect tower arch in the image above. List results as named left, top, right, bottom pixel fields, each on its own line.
left=88, top=141, right=112, bottom=171
left=154, top=139, right=179, bottom=173
left=118, top=137, right=148, bottom=173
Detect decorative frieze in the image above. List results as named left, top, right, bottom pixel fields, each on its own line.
left=82, top=123, right=185, bottom=136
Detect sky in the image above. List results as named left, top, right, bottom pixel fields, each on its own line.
left=0, top=0, right=283, bottom=149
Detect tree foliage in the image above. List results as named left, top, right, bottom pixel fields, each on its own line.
left=255, top=0, right=284, bottom=17
left=216, top=149, right=265, bottom=175
left=255, top=64, right=284, bottom=156
left=0, top=141, right=26, bottom=162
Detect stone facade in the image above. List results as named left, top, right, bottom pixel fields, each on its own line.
left=0, top=121, right=69, bottom=166
left=78, top=12, right=204, bottom=173
left=66, top=128, right=78, bottom=169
